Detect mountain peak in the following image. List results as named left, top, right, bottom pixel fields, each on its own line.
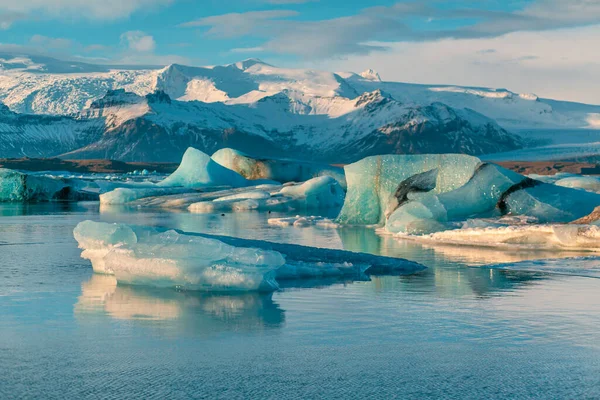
left=89, top=89, right=145, bottom=109
left=234, top=58, right=270, bottom=71
left=359, top=68, right=381, bottom=81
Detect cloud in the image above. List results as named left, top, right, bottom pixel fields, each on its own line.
left=0, top=11, right=24, bottom=29
left=30, top=35, right=74, bottom=49
left=120, top=31, right=156, bottom=53
left=0, top=0, right=173, bottom=23
left=180, top=10, right=299, bottom=37
left=310, top=24, right=600, bottom=104
left=182, top=0, right=600, bottom=58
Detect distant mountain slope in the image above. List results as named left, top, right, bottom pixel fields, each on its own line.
left=0, top=89, right=522, bottom=162
left=2, top=53, right=599, bottom=132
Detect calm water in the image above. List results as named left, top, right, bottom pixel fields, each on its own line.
left=1, top=203, right=600, bottom=399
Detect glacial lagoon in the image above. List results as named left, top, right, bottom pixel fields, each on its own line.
left=2, top=203, right=600, bottom=399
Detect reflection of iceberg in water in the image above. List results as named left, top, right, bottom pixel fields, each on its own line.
left=75, top=275, right=285, bottom=331
left=337, top=226, right=546, bottom=298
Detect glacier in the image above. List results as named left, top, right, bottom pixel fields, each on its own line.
left=73, top=221, right=426, bottom=292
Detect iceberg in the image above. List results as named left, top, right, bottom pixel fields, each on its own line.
left=188, top=176, right=345, bottom=214
left=554, top=176, right=600, bottom=194
left=268, top=216, right=340, bottom=228
left=337, top=154, right=482, bottom=225
left=212, top=148, right=347, bottom=188
left=0, top=168, right=98, bottom=202
left=407, top=224, right=600, bottom=251
left=100, top=187, right=196, bottom=205
left=74, top=221, right=284, bottom=292
left=336, top=154, right=600, bottom=235
left=159, top=147, right=249, bottom=188
left=73, top=221, right=426, bottom=292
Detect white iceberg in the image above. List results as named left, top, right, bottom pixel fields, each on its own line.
left=188, top=176, right=345, bottom=214
left=554, top=176, right=600, bottom=194
left=74, top=220, right=284, bottom=292
left=407, top=224, right=600, bottom=251
left=73, top=221, right=426, bottom=291
left=212, top=148, right=347, bottom=188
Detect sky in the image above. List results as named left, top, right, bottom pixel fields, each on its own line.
left=1, top=0, right=600, bottom=103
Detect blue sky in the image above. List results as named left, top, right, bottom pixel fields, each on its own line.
left=1, top=0, right=600, bottom=102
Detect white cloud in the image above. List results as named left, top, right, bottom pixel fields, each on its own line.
left=0, top=0, right=173, bottom=22
left=185, top=0, right=600, bottom=59
left=309, top=24, right=600, bottom=104
left=30, top=35, right=73, bottom=49
left=180, top=10, right=299, bottom=37
left=120, top=31, right=156, bottom=53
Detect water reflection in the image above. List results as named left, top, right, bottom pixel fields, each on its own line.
left=75, top=275, right=285, bottom=333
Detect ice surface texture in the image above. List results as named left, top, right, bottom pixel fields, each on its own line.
left=337, top=154, right=600, bottom=235
left=73, top=221, right=426, bottom=292
left=212, top=148, right=347, bottom=189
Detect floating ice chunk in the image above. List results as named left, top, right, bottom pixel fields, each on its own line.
left=74, top=221, right=284, bottom=291
left=212, top=148, right=347, bottom=188
left=159, top=147, right=248, bottom=188
left=554, top=176, right=600, bottom=194
left=489, top=256, right=600, bottom=279
left=74, top=221, right=426, bottom=291
left=408, top=224, right=600, bottom=251
left=337, top=154, right=600, bottom=234
left=337, top=154, right=481, bottom=225
left=0, top=168, right=98, bottom=202
left=279, top=176, right=345, bottom=209
left=115, top=184, right=282, bottom=209
left=100, top=187, right=195, bottom=205
left=268, top=216, right=340, bottom=228
left=188, top=176, right=344, bottom=214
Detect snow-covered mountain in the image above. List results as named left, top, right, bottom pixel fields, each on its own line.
left=0, top=87, right=521, bottom=162
left=1, top=53, right=598, bottom=162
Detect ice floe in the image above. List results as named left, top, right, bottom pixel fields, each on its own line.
left=404, top=224, right=600, bottom=252
left=73, top=220, right=426, bottom=292
left=188, top=176, right=345, bottom=213
left=268, top=216, right=340, bottom=228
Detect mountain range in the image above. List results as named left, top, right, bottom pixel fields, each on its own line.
left=1, top=53, right=599, bottom=162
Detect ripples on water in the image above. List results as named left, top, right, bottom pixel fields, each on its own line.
left=1, top=203, right=600, bottom=399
